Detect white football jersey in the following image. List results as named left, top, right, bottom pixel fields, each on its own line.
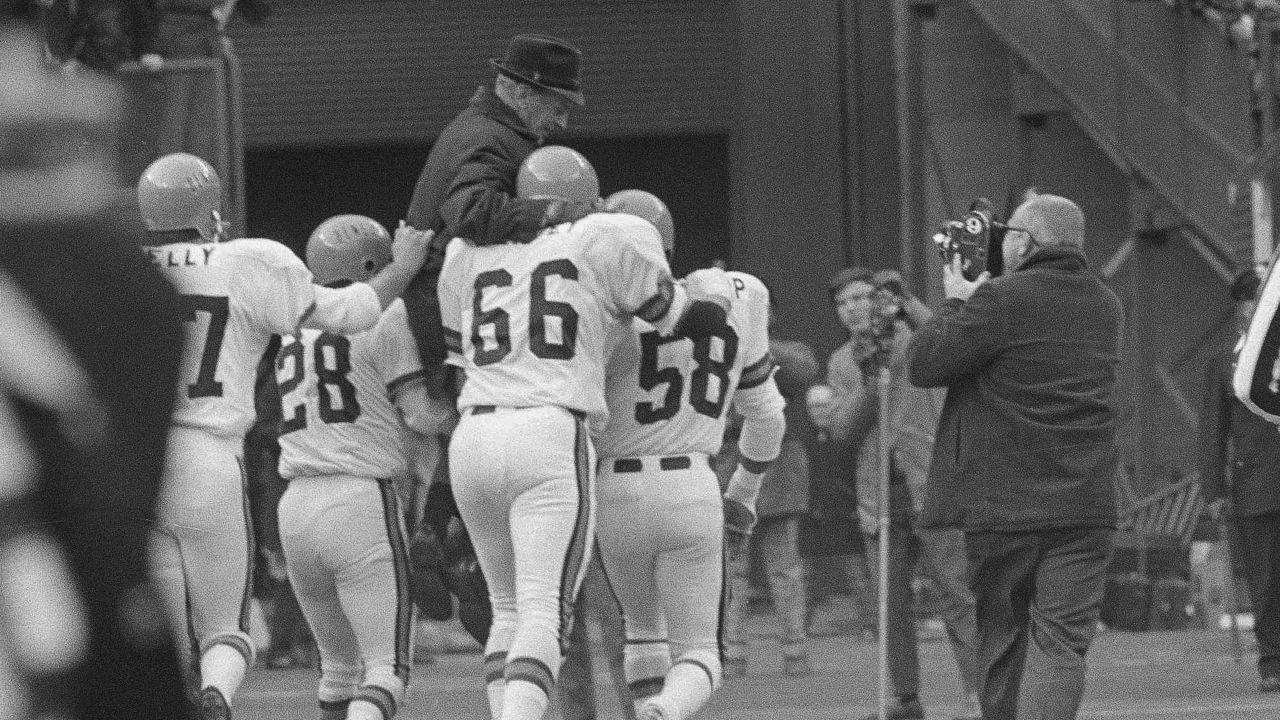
left=596, top=270, right=774, bottom=459
left=276, top=299, right=424, bottom=481
left=438, top=213, right=677, bottom=428
left=146, top=239, right=325, bottom=440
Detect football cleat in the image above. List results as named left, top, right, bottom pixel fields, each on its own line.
left=198, top=686, right=231, bottom=720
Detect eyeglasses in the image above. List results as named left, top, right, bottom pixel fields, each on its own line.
left=1002, top=225, right=1039, bottom=247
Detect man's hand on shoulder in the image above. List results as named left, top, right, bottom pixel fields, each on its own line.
left=392, top=222, right=435, bottom=272
left=542, top=198, right=601, bottom=228
left=942, top=254, right=990, bottom=301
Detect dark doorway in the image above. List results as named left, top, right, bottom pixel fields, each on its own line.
left=244, top=134, right=730, bottom=277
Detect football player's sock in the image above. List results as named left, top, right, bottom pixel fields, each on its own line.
left=500, top=678, right=548, bottom=720
left=346, top=698, right=386, bottom=720
left=318, top=698, right=351, bottom=720
left=659, top=657, right=719, bottom=720
left=486, top=679, right=506, bottom=720
left=624, top=638, right=671, bottom=710
left=200, top=643, right=248, bottom=702
left=484, top=651, right=507, bottom=718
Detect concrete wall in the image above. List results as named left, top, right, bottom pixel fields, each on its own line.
left=729, top=0, right=903, bottom=355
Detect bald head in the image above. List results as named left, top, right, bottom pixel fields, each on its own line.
left=1013, top=193, right=1084, bottom=249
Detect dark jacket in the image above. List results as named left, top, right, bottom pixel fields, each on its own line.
left=402, top=86, right=556, bottom=367
left=1199, top=349, right=1280, bottom=517
left=908, top=246, right=1122, bottom=531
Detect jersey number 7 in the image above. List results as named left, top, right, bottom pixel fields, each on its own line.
left=180, top=294, right=229, bottom=399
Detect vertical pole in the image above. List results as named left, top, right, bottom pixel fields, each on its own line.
left=1253, top=177, right=1274, bottom=269
left=894, top=0, right=928, bottom=295
left=876, top=366, right=893, bottom=720
left=220, top=35, right=246, bottom=240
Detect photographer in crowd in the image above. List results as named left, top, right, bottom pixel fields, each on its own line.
left=809, top=268, right=980, bottom=720
left=909, top=192, right=1123, bottom=720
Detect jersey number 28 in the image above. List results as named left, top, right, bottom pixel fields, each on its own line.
left=472, top=259, right=579, bottom=365
left=276, top=333, right=360, bottom=434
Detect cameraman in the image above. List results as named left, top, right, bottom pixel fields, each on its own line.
left=809, top=268, right=980, bottom=720
left=908, top=192, right=1122, bottom=720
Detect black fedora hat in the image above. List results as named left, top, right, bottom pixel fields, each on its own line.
left=490, top=33, right=585, bottom=106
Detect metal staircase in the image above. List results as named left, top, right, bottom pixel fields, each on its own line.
left=960, top=0, right=1260, bottom=265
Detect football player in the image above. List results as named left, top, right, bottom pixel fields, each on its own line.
left=594, top=190, right=787, bottom=720
left=275, top=215, right=454, bottom=720
left=138, top=153, right=433, bottom=720
left=436, top=146, right=735, bottom=720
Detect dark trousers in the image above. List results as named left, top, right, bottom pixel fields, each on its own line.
left=866, top=518, right=980, bottom=698
left=965, top=527, right=1113, bottom=720
left=1237, top=512, right=1280, bottom=678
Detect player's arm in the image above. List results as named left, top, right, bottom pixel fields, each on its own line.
left=435, top=240, right=467, bottom=371
left=379, top=302, right=457, bottom=437
left=723, top=346, right=787, bottom=547
left=436, top=143, right=589, bottom=246
left=594, top=222, right=733, bottom=341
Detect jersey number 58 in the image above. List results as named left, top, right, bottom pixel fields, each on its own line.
left=635, top=326, right=738, bottom=424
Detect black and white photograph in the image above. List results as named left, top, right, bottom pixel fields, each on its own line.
left=5, top=1, right=1280, bottom=719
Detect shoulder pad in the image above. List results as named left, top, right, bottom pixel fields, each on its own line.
left=217, top=238, right=304, bottom=269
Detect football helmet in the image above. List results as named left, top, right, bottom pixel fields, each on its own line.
left=604, top=189, right=674, bottom=255
left=306, top=214, right=393, bottom=285
left=517, top=145, right=598, bottom=204
left=136, top=152, right=225, bottom=241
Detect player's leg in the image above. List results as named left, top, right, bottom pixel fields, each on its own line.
left=148, top=518, right=200, bottom=694
left=596, top=464, right=668, bottom=710
left=450, top=412, right=519, bottom=719
left=649, top=466, right=724, bottom=720
left=503, top=407, right=596, bottom=720
left=333, top=479, right=416, bottom=720
left=279, top=481, right=364, bottom=720
left=158, top=429, right=256, bottom=716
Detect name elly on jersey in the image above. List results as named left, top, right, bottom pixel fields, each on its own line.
left=144, top=245, right=216, bottom=268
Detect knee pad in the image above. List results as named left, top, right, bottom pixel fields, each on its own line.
left=624, top=638, right=671, bottom=699
left=672, top=647, right=721, bottom=692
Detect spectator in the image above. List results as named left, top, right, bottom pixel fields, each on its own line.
left=809, top=269, right=980, bottom=720
left=798, top=267, right=880, bottom=632
left=0, top=8, right=188, bottom=716
left=909, top=192, right=1123, bottom=720
left=1199, top=267, right=1280, bottom=692
left=720, top=303, right=821, bottom=678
